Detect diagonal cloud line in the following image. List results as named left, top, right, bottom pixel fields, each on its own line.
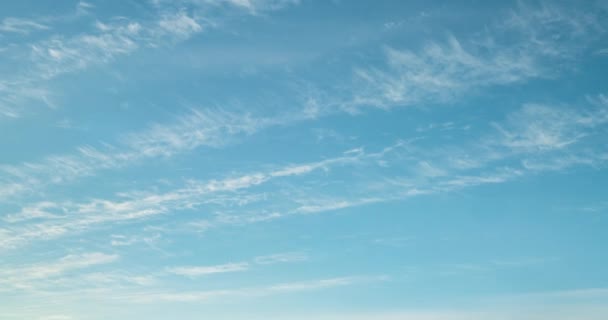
left=0, top=252, right=119, bottom=290
left=119, top=275, right=388, bottom=303
left=188, top=97, right=608, bottom=231
left=2, top=2, right=605, bottom=199
left=3, top=95, right=607, bottom=250
left=4, top=95, right=608, bottom=250
left=0, top=108, right=279, bottom=201
left=0, top=142, right=407, bottom=250
left=166, top=251, right=308, bottom=277
left=341, top=2, right=606, bottom=113
left=0, top=0, right=300, bottom=118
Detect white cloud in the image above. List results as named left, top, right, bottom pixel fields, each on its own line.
left=348, top=3, right=606, bottom=112
left=4, top=94, right=606, bottom=251
left=176, top=0, right=300, bottom=14
left=127, top=275, right=385, bottom=303
left=158, top=11, right=203, bottom=39
left=0, top=253, right=118, bottom=290
left=294, top=197, right=382, bottom=215
left=0, top=18, right=49, bottom=34
left=76, top=1, right=94, bottom=15
left=493, top=104, right=589, bottom=151
left=38, top=316, right=74, bottom=320
left=242, top=307, right=608, bottom=320
left=30, top=21, right=142, bottom=80
left=0, top=144, right=382, bottom=249
left=351, top=34, right=541, bottom=110
left=167, top=262, right=250, bottom=277
left=0, top=0, right=299, bottom=118
left=153, top=252, right=305, bottom=278
left=254, top=252, right=308, bottom=264
left=483, top=100, right=608, bottom=175
left=110, top=233, right=161, bottom=247
left=0, top=108, right=269, bottom=200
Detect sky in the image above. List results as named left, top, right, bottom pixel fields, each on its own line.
left=1, top=0, right=608, bottom=319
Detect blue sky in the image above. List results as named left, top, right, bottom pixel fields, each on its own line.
left=1, top=0, right=608, bottom=319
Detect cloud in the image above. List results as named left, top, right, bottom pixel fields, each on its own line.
left=253, top=252, right=308, bottom=264
left=347, top=2, right=606, bottom=112
left=0, top=253, right=118, bottom=290
left=0, top=96, right=351, bottom=200
left=167, top=263, right=250, bottom=277
left=110, top=233, right=161, bottom=247
left=356, top=36, right=540, bottom=107
left=236, top=0, right=300, bottom=14
left=0, top=18, right=49, bottom=34
left=4, top=1, right=605, bottom=200
left=158, top=11, right=203, bottom=39
left=243, top=306, right=608, bottom=320
left=168, top=0, right=300, bottom=14
left=30, top=21, right=142, bottom=80
left=0, top=108, right=268, bottom=200
left=0, top=0, right=299, bottom=118
left=167, top=251, right=308, bottom=277
left=4, top=94, right=607, bottom=251
left=127, top=275, right=385, bottom=303
left=76, top=1, right=94, bottom=15
left=0, top=17, right=147, bottom=117
left=491, top=103, right=605, bottom=152
left=0, top=144, right=383, bottom=249
left=38, top=316, right=74, bottom=320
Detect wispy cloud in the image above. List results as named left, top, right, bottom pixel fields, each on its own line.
left=126, top=275, right=386, bottom=303
left=346, top=2, right=606, bottom=112
left=4, top=2, right=605, bottom=200
left=0, top=252, right=118, bottom=290
left=161, top=0, right=300, bottom=15
left=3, top=89, right=606, bottom=256
left=492, top=103, right=608, bottom=152
left=1, top=12, right=193, bottom=117
left=0, top=145, right=387, bottom=249
left=4, top=94, right=607, bottom=250
left=0, top=108, right=268, bottom=200
left=352, top=36, right=540, bottom=109
left=167, top=262, right=249, bottom=277
left=253, top=252, right=308, bottom=265
left=0, top=0, right=299, bottom=118
left=167, top=251, right=308, bottom=277
left=0, top=17, right=49, bottom=34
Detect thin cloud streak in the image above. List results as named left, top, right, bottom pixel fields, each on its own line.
left=0, top=144, right=391, bottom=249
